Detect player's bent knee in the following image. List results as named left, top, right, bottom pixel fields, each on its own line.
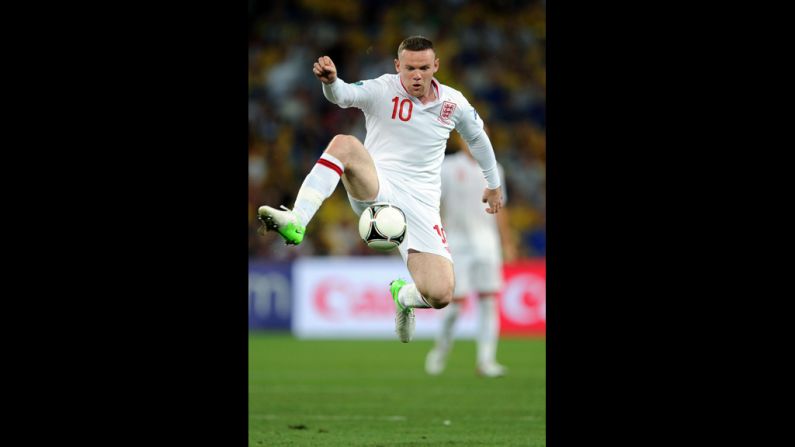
left=432, top=296, right=452, bottom=309
left=329, top=134, right=355, bottom=146
left=425, top=297, right=449, bottom=309
left=327, top=134, right=359, bottom=149
left=326, top=134, right=363, bottom=163
left=418, top=284, right=454, bottom=309
left=326, top=134, right=350, bottom=154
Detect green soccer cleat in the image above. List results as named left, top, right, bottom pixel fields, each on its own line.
left=389, top=278, right=415, bottom=343
left=257, top=205, right=305, bottom=245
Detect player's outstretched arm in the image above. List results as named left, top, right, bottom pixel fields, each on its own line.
left=317, top=57, right=380, bottom=110
left=482, top=186, right=503, bottom=214
left=456, top=102, right=502, bottom=205
left=312, top=56, right=337, bottom=84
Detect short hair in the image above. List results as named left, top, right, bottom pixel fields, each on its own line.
left=397, top=36, right=435, bottom=57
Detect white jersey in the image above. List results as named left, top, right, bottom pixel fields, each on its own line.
left=441, top=151, right=506, bottom=260
left=323, top=74, right=499, bottom=210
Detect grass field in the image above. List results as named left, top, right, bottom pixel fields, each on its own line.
left=249, top=333, right=546, bottom=446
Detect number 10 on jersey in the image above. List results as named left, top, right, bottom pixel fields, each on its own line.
left=391, top=97, right=413, bottom=121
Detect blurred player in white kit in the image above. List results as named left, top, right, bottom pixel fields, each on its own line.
left=257, top=36, right=503, bottom=343
left=425, top=139, right=515, bottom=377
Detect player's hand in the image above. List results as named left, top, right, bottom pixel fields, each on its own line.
left=313, top=56, right=337, bottom=84
left=482, top=187, right=503, bottom=214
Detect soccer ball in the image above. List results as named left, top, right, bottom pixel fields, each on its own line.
left=358, top=202, right=407, bottom=251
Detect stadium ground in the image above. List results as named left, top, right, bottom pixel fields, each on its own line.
left=249, top=333, right=545, bottom=446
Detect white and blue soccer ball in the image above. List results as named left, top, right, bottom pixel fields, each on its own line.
left=358, top=202, right=407, bottom=251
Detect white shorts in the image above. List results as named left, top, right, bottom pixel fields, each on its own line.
left=446, top=229, right=502, bottom=296
left=449, top=249, right=502, bottom=296
left=347, top=166, right=452, bottom=264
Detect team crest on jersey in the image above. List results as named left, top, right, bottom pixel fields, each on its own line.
left=438, top=101, right=457, bottom=124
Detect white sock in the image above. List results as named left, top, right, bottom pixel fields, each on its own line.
left=292, top=153, right=344, bottom=227
left=397, top=283, right=432, bottom=309
left=435, top=301, right=460, bottom=352
left=477, top=295, right=500, bottom=365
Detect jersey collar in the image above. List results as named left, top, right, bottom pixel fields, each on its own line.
left=396, top=75, right=443, bottom=106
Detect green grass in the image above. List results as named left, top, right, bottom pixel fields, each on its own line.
left=249, top=333, right=546, bottom=446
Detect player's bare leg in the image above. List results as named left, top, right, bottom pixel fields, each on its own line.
left=258, top=134, right=377, bottom=245
left=389, top=252, right=453, bottom=343
left=407, top=251, right=454, bottom=309
left=389, top=252, right=454, bottom=343
left=330, top=135, right=379, bottom=202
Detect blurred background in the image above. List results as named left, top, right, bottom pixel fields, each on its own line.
left=248, top=0, right=546, bottom=260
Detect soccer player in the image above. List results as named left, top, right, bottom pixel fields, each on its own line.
left=257, top=36, right=502, bottom=343
left=425, top=141, right=513, bottom=377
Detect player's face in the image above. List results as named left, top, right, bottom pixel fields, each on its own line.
left=395, top=49, right=439, bottom=99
